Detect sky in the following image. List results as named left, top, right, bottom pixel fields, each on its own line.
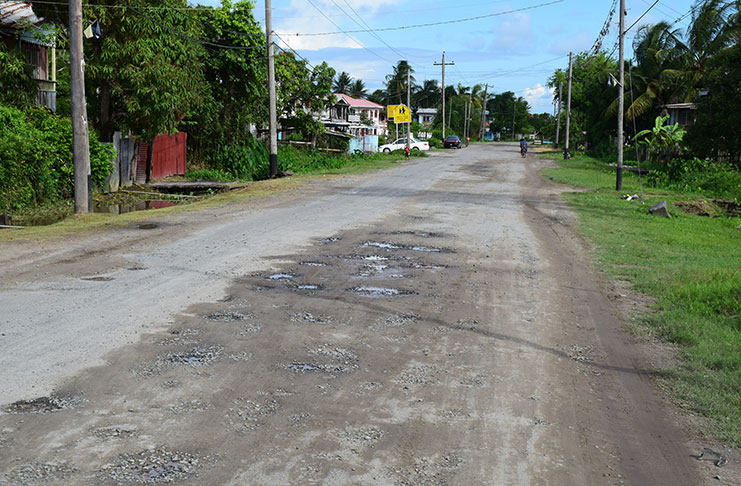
left=198, top=0, right=701, bottom=114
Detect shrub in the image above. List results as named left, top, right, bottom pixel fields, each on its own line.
left=0, top=105, right=113, bottom=211
left=209, top=136, right=269, bottom=181
left=645, top=157, right=741, bottom=199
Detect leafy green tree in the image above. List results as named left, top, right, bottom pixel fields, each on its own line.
left=686, top=43, right=741, bottom=165
left=0, top=43, right=37, bottom=109
left=333, top=71, right=352, bottom=94
left=413, top=79, right=441, bottom=108
left=368, top=88, right=388, bottom=105
left=634, top=114, right=686, bottom=163
left=348, top=79, right=367, bottom=99
left=83, top=0, right=209, bottom=140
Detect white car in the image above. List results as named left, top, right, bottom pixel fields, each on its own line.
left=379, top=137, right=430, bottom=153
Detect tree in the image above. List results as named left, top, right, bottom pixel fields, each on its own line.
left=348, top=79, right=367, bottom=99
left=414, top=79, right=441, bottom=108
left=686, top=43, right=741, bottom=165
left=385, top=61, right=415, bottom=105
left=83, top=0, right=209, bottom=141
left=0, top=43, right=37, bottom=109
left=333, top=71, right=352, bottom=94
left=368, top=88, right=388, bottom=105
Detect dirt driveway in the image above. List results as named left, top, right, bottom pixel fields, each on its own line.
left=0, top=144, right=729, bottom=484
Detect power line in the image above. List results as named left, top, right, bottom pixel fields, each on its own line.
left=625, top=0, right=661, bottom=34
left=273, top=32, right=316, bottom=70
left=278, top=1, right=565, bottom=36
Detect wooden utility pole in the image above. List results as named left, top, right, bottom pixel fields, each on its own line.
left=466, top=91, right=473, bottom=141
left=434, top=52, right=454, bottom=139
left=265, top=0, right=278, bottom=178
left=616, top=0, right=625, bottom=190
left=406, top=65, right=411, bottom=153
left=69, top=0, right=90, bottom=214
left=479, top=83, right=488, bottom=141
left=564, top=52, right=573, bottom=158
left=555, top=81, right=562, bottom=147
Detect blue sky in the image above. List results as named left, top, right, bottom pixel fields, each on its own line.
left=198, top=0, right=700, bottom=113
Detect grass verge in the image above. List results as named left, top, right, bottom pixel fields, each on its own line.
left=541, top=153, right=741, bottom=446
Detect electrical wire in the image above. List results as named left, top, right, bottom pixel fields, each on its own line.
left=278, top=0, right=565, bottom=36
left=626, top=0, right=661, bottom=34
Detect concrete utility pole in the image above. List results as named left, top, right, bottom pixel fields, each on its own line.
left=406, top=65, right=411, bottom=153
left=69, top=0, right=90, bottom=214
left=555, top=81, right=562, bottom=147
left=265, top=0, right=278, bottom=178
left=616, top=0, right=625, bottom=190
left=479, top=83, right=488, bottom=141
left=466, top=90, right=473, bottom=141
left=434, top=52, right=454, bottom=139
left=564, top=52, right=573, bottom=159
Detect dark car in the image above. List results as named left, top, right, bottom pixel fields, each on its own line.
left=443, top=136, right=462, bottom=148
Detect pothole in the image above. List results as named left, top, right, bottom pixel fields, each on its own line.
left=377, top=313, right=420, bottom=328
left=291, top=312, right=331, bottom=324
left=295, top=284, right=322, bottom=291
left=170, top=399, right=213, bottom=415
left=267, top=273, right=295, bottom=280
left=336, top=425, right=384, bottom=449
left=91, top=424, right=139, bottom=439
left=99, top=446, right=208, bottom=484
left=287, top=363, right=322, bottom=372
left=81, top=276, right=115, bottom=282
left=350, top=286, right=415, bottom=297
left=398, top=364, right=442, bottom=387
left=6, top=462, right=77, bottom=483
left=133, top=346, right=224, bottom=377
left=226, top=397, right=280, bottom=433
left=363, top=241, right=401, bottom=250
left=318, top=237, right=341, bottom=244
left=5, top=395, right=84, bottom=414
left=205, top=311, right=251, bottom=322
left=299, top=261, right=327, bottom=267
left=137, top=223, right=159, bottom=230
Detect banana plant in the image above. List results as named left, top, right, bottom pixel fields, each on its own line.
left=633, top=114, right=686, bottom=163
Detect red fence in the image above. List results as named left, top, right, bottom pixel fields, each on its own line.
left=150, top=132, right=187, bottom=180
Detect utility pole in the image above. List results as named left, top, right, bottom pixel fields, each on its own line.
left=69, top=0, right=90, bottom=214
left=616, top=0, right=625, bottom=190
left=265, top=0, right=278, bottom=178
left=511, top=100, right=516, bottom=140
left=564, top=52, right=573, bottom=159
left=479, top=83, right=488, bottom=141
left=434, top=52, right=454, bottom=139
left=406, top=65, right=411, bottom=153
left=466, top=90, right=473, bottom=141
left=555, top=81, right=562, bottom=147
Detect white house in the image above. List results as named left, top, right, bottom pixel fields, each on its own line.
left=415, top=107, right=437, bottom=127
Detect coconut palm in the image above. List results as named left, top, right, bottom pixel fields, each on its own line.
left=333, top=71, right=353, bottom=94
left=348, top=79, right=367, bottom=99
left=414, top=79, right=441, bottom=108
left=385, top=61, right=415, bottom=105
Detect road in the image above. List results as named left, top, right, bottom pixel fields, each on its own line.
left=0, top=144, right=719, bottom=484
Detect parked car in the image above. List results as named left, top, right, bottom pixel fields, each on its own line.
left=379, top=137, right=430, bottom=153
left=443, top=136, right=462, bottom=148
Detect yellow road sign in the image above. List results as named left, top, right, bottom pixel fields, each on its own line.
left=387, top=105, right=398, bottom=119
left=393, top=104, right=411, bottom=123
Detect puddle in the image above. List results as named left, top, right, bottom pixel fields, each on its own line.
left=296, top=284, right=322, bottom=290
left=268, top=273, right=294, bottom=280
left=138, top=223, right=159, bottom=230
left=6, top=395, right=83, bottom=414
left=299, top=261, right=326, bottom=267
left=364, top=255, right=389, bottom=261
left=81, top=276, right=114, bottom=281
left=167, top=347, right=221, bottom=365
left=318, top=237, right=341, bottom=244
left=287, top=363, right=321, bottom=372
left=351, top=286, right=414, bottom=297
left=363, top=241, right=401, bottom=249
left=409, top=246, right=442, bottom=252
left=94, top=200, right=177, bottom=215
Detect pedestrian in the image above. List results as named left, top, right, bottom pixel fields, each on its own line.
left=405, top=145, right=410, bottom=159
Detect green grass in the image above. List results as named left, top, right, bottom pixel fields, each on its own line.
left=541, top=153, right=741, bottom=446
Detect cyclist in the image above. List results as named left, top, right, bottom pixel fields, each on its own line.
left=519, top=137, right=528, bottom=157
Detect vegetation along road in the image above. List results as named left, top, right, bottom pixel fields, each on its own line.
left=1, top=144, right=736, bottom=485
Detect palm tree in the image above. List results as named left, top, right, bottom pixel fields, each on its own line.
left=348, top=79, right=367, bottom=99
left=414, top=79, right=441, bottom=108
left=333, top=71, right=353, bottom=94
left=683, top=0, right=737, bottom=91
left=385, top=61, right=415, bottom=105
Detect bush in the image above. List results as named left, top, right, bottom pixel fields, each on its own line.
left=645, top=157, right=741, bottom=199
left=209, top=136, right=269, bottom=181
left=0, top=105, right=113, bottom=211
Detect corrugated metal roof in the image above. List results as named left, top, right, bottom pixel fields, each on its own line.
left=335, top=93, right=384, bottom=109
left=0, top=1, right=40, bottom=29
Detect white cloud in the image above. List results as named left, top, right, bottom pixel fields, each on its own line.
left=489, top=13, right=536, bottom=54
left=522, top=83, right=555, bottom=114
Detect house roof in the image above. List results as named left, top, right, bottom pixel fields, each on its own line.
left=0, top=2, right=40, bottom=29
left=416, top=108, right=438, bottom=114
left=662, top=103, right=697, bottom=110
left=334, top=93, right=384, bottom=109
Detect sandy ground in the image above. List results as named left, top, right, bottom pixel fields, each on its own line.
left=0, top=144, right=736, bottom=485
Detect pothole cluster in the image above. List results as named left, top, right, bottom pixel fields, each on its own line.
left=99, top=446, right=207, bottom=484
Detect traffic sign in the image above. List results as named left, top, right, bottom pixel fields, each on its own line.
left=393, top=104, right=411, bottom=123
left=387, top=105, right=398, bottom=119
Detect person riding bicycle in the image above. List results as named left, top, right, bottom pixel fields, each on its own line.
left=519, top=137, right=528, bottom=156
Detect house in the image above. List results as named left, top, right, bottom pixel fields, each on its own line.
left=415, top=107, right=437, bottom=127
left=334, top=93, right=384, bottom=135
left=660, top=103, right=697, bottom=128
left=0, top=2, right=57, bottom=111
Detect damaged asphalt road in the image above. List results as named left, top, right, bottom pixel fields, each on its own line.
left=0, top=144, right=723, bottom=484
